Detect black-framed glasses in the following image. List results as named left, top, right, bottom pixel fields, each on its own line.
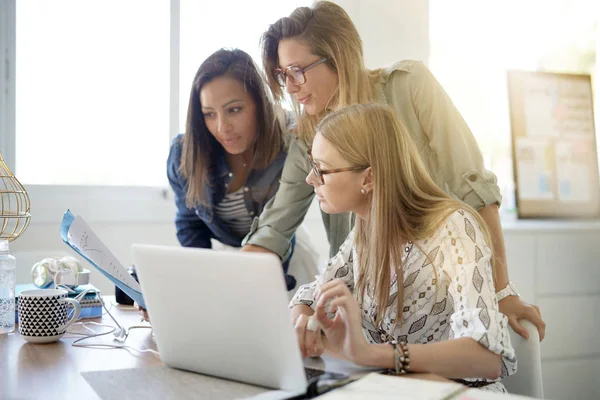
left=307, top=148, right=368, bottom=185
left=273, top=58, right=328, bottom=87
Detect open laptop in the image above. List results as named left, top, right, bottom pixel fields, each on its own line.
left=132, top=244, right=350, bottom=398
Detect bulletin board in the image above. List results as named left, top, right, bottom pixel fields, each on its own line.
left=507, top=70, right=600, bottom=218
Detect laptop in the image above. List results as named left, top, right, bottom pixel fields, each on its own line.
left=132, top=244, right=350, bottom=398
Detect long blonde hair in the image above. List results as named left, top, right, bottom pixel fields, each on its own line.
left=317, top=104, right=493, bottom=325
left=261, top=1, right=375, bottom=144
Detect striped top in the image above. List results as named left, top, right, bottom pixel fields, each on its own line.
left=213, top=188, right=253, bottom=239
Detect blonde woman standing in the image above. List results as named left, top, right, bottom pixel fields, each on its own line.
left=242, top=0, right=545, bottom=341
left=291, top=103, right=516, bottom=392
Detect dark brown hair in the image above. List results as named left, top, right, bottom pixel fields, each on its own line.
left=180, top=48, right=284, bottom=207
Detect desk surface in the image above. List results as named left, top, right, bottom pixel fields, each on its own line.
left=1, top=297, right=161, bottom=400
left=0, top=297, right=448, bottom=400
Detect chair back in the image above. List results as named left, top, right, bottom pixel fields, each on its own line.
left=503, top=319, right=544, bottom=398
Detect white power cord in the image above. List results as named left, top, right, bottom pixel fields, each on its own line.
left=67, top=322, right=159, bottom=357
left=55, top=283, right=160, bottom=357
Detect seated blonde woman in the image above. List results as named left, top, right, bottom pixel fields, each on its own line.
left=290, top=103, right=516, bottom=392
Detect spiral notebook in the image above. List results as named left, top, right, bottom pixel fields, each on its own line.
left=59, top=210, right=146, bottom=309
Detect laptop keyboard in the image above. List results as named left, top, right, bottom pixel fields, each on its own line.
left=304, top=367, right=326, bottom=381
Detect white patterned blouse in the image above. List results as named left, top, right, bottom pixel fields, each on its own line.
left=290, top=209, right=517, bottom=392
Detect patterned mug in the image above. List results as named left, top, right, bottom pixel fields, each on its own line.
left=18, top=289, right=81, bottom=343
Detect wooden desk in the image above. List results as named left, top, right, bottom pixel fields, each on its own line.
left=0, top=297, right=451, bottom=400
left=0, top=297, right=162, bottom=400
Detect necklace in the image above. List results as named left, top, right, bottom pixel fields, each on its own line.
left=404, top=241, right=413, bottom=259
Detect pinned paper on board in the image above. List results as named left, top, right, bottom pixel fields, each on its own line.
left=555, top=140, right=592, bottom=202
left=515, top=138, right=554, bottom=200
left=508, top=70, right=600, bottom=218
left=60, top=210, right=146, bottom=309
left=523, top=75, right=561, bottom=138
left=523, top=75, right=595, bottom=139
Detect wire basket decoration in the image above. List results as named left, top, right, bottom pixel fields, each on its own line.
left=0, top=151, right=31, bottom=241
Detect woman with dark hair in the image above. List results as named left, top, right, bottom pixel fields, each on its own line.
left=168, top=48, right=296, bottom=290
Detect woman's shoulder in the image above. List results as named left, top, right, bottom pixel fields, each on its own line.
left=435, top=208, right=491, bottom=262
left=170, top=133, right=184, bottom=153
left=167, top=133, right=185, bottom=169
left=438, top=208, right=483, bottom=236
left=413, top=208, right=490, bottom=271
left=372, top=60, right=428, bottom=84
left=370, top=60, right=434, bottom=107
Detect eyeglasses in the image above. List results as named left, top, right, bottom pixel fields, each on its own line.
left=273, top=58, right=328, bottom=87
left=307, top=148, right=368, bottom=185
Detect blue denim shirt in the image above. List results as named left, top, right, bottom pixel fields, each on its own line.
left=167, top=134, right=296, bottom=289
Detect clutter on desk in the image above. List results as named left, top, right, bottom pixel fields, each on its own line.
left=31, top=255, right=90, bottom=288
left=17, top=287, right=81, bottom=343
left=15, top=283, right=102, bottom=322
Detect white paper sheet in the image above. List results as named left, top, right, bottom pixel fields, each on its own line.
left=515, top=138, right=554, bottom=200
left=60, top=210, right=146, bottom=308
left=555, top=139, right=592, bottom=202
left=315, top=372, right=465, bottom=400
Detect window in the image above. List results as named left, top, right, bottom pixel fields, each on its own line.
left=15, top=0, right=170, bottom=186
left=429, top=0, right=597, bottom=213
left=9, top=0, right=309, bottom=188
left=178, top=1, right=309, bottom=131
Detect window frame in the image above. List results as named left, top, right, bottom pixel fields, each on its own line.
left=1, top=0, right=181, bottom=223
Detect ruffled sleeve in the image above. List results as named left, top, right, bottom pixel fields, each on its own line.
left=440, top=210, right=517, bottom=377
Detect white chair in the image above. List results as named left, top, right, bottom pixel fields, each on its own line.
left=286, top=224, right=321, bottom=300
left=503, top=319, right=544, bottom=398
left=211, top=224, right=321, bottom=300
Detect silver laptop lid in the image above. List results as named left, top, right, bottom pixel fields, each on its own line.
left=132, top=244, right=307, bottom=394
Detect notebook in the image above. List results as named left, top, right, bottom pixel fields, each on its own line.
left=15, top=283, right=103, bottom=321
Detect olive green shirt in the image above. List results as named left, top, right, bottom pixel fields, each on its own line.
left=242, top=60, right=501, bottom=261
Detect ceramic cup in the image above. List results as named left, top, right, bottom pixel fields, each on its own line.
left=18, top=289, right=81, bottom=343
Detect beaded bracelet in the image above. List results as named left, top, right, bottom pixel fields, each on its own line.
left=390, top=341, right=411, bottom=375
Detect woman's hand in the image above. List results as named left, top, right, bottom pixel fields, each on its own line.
left=499, top=296, right=546, bottom=341
left=240, top=244, right=276, bottom=255
left=135, top=303, right=150, bottom=323
left=294, top=313, right=325, bottom=358
left=314, top=279, right=370, bottom=364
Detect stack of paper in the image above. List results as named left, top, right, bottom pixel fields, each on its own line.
left=316, top=373, right=465, bottom=400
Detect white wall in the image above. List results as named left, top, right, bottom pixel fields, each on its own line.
left=332, top=0, right=430, bottom=68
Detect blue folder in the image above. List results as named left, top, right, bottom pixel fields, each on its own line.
left=60, top=209, right=146, bottom=309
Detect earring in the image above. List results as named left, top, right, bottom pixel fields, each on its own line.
left=360, top=188, right=366, bottom=194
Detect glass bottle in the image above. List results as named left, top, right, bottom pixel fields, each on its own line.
left=0, top=239, right=16, bottom=334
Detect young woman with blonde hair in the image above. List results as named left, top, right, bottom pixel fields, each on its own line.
left=242, top=0, right=545, bottom=341
left=291, top=103, right=516, bottom=392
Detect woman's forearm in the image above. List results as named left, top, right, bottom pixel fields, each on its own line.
left=359, top=338, right=502, bottom=380
left=291, top=304, right=314, bottom=324
left=478, top=204, right=509, bottom=290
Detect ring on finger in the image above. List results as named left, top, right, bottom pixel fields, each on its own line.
left=306, top=318, right=319, bottom=332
